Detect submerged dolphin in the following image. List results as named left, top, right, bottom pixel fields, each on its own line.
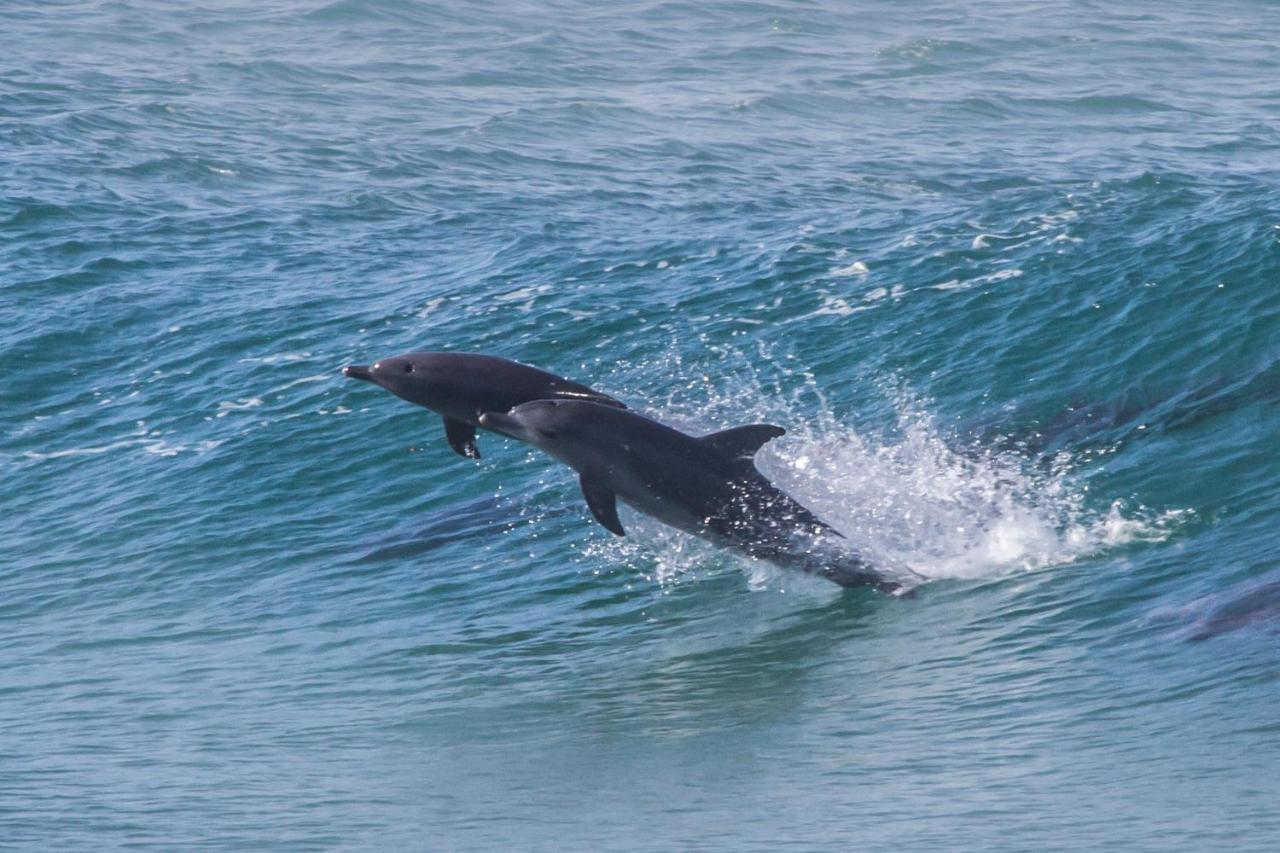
left=1188, top=579, right=1280, bottom=641
left=479, top=400, right=900, bottom=593
left=343, top=352, right=625, bottom=459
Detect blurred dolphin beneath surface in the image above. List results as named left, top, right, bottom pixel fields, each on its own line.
left=1187, top=578, right=1280, bottom=642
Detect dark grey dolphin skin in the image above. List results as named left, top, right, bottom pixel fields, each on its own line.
left=479, top=400, right=900, bottom=593
left=343, top=352, right=625, bottom=459
left=1188, top=579, right=1280, bottom=641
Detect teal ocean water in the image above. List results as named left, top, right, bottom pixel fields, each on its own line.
left=4, top=1, right=1279, bottom=848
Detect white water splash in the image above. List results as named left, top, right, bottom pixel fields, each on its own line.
left=587, top=349, right=1187, bottom=591
left=758, top=398, right=1187, bottom=582
left=22, top=436, right=223, bottom=461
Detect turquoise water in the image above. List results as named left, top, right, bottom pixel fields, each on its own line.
left=4, top=0, right=1279, bottom=848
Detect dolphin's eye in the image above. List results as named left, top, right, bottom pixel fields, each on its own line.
left=403, top=363, right=414, bottom=373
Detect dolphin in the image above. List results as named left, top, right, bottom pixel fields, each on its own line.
left=343, top=352, right=625, bottom=459
left=479, top=399, right=900, bottom=593
left=1188, top=579, right=1280, bottom=641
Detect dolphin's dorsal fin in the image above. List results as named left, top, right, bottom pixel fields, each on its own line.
left=700, top=424, right=786, bottom=462
left=579, top=472, right=625, bottom=536
left=443, top=416, right=480, bottom=459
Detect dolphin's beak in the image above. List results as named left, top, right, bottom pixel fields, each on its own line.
left=343, top=364, right=375, bottom=383
left=478, top=411, right=520, bottom=437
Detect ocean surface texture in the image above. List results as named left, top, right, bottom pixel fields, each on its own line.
left=3, top=1, right=1279, bottom=849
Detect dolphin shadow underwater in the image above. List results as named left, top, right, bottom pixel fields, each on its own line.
left=481, top=400, right=904, bottom=595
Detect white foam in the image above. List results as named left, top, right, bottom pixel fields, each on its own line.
left=586, top=356, right=1185, bottom=590
left=238, top=352, right=311, bottom=365
left=215, top=397, right=263, bottom=417
left=415, top=296, right=448, bottom=318
left=931, top=269, right=1022, bottom=291
left=495, top=284, right=552, bottom=302
left=23, top=437, right=223, bottom=461
left=757, top=397, right=1184, bottom=582
left=829, top=260, right=870, bottom=277
left=266, top=373, right=329, bottom=395
left=24, top=439, right=140, bottom=460
left=810, top=295, right=868, bottom=317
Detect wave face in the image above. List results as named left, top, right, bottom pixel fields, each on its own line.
left=3, top=1, right=1279, bottom=849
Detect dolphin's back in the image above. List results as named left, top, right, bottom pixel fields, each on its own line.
left=434, top=352, right=626, bottom=411
left=581, top=406, right=837, bottom=544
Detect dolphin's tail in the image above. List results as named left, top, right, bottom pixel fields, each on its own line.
left=820, top=561, right=906, bottom=596
left=756, top=536, right=906, bottom=595
left=790, top=532, right=911, bottom=595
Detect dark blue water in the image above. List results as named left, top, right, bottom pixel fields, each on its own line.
left=4, top=1, right=1279, bottom=849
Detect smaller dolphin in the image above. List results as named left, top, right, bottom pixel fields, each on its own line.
left=479, top=400, right=899, bottom=593
left=343, top=352, right=625, bottom=459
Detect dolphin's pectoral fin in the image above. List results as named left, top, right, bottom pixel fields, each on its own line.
left=443, top=417, right=481, bottom=459
left=579, top=473, right=625, bottom=536
left=700, top=424, right=786, bottom=461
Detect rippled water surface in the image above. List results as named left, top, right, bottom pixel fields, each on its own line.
left=4, top=1, right=1279, bottom=849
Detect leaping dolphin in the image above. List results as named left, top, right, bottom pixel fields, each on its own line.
left=343, top=352, right=625, bottom=459
left=479, top=399, right=900, bottom=593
